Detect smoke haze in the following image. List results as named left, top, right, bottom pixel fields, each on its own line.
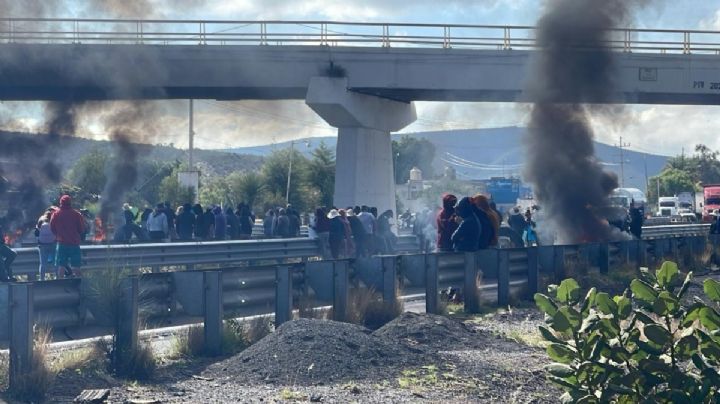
left=523, top=0, right=644, bottom=243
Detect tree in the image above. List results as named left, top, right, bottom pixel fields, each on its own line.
left=647, top=168, right=696, bottom=204
left=198, top=177, right=231, bottom=207
left=157, top=170, right=196, bottom=206
left=227, top=171, right=265, bottom=211
left=305, top=141, right=335, bottom=207
left=67, top=149, right=108, bottom=196
left=392, top=136, right=436, bottom=184
left=260, top=148, right=310, bottom=210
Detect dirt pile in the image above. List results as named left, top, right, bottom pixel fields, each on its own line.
left=202, top=318, right=428, bottom=385
left=374, top=312, right=480, bottom=349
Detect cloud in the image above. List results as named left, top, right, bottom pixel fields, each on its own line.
left=699, top=9, right=720, bottom=30
left=589, top=105, right=720, bottom=155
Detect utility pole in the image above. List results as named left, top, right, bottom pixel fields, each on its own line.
left=643, top=152, right=649, bottom=195
left=286, top=140, right=295, bottom=204
left=615, top=136, right=631, bottom=187
left=188, top=99, right=194, bottom=169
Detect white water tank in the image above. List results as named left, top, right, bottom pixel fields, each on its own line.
left=409, top=167, right=422, bottom=181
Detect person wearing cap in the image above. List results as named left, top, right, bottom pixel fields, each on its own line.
left=508, top=206, right=526, bottom=237
left=327, top=209, right=345, bottom=259
left=346, top=207, right=367, bottom=257
left=50, top=195, right=86, bottom=278
left=146, top=203, right=169, bottom=241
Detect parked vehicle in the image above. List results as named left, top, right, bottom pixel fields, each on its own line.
left=657, top=197, right=680, bottom=217
left=609, top=188, right=647, bottom=210
left=702, top=184, right=720, bottom=222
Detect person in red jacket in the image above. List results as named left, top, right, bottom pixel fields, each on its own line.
left=50, top=195, right=86, bottom=278
left=436, top=194, right=459, bottom=252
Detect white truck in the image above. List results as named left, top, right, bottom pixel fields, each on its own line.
left=657, top=196, right=680, bottom=217
left=609, top=188, right=647, bottom=209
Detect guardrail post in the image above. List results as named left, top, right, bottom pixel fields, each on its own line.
left=117, top=277, right=138, bottom=371
left=463, top=252, right=481, bottom=314
left=275, top=266, right=293, bottom=327
left=552, top=246, right=565, bottom=281
left=655, top=239, right=666, bottom=261
left=332, top=261, right=349, bottom=322
left=498, top=249, right=510, bottom=306
left=381, top=256, right=398, bottom=302
left=203, top=271, right=223, bottom=356
left=425, top=254, right=439, bottom=314
left=527, top=247, right=539, bottom=297
left=0, top=284, right=9, bottom=341
left=9, top=282, right=33, bottom=391
left=669, top=238, right=679, bottom=262
left=598, top=243, right=609, bottom=274
left=619, top=241, right=631, bottom=265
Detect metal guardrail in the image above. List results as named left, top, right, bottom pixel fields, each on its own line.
left=9, top=224, right=712, bottom=277
left=640, top=223, right=711, bottom=239
left=0, top=18, right=719, bottom=54
left=11, top=237, right=320, bottom=277
left=10, top=234, right=422, bottom=277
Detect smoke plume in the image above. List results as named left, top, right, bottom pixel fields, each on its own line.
left=523, top=0, right=643, bottom=243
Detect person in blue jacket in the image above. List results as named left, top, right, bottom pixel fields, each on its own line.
left=451, top=197, right=481, bottom=252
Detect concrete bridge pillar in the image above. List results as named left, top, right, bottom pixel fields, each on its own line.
left=306, top=77, right=416, bottom=216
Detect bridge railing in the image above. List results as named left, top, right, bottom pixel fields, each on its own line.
left=0, top=18, right=719, bottom=54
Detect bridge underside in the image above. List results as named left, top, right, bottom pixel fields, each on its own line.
left=0, top=44, right=719, bottom=105
left=1, top=43, right=719, bottom=215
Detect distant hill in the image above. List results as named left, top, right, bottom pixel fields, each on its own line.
left=0, top=131, right=264, bottom=179
left=227, top=126, right=669, bottom=191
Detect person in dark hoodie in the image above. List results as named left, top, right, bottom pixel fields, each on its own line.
left=436, top=194, right=459, bottom=252
left=226, top=207, right=240, bottom=239
left=176, top=203, right=196, bottom=241
left=192, top=204, right=206, bottom=239
left=508, top=207, right=526, bottom=237
left=237, top=204, right=254, bottom=239
left=203, top=208, right=216, bottom=240
left=451, top=197, right=481, bottom=252
left=213, top=206, right=227, bottom=240
left=471, top=194, right=497, bottom=249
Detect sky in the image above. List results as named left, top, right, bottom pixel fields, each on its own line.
left=2, top=0, right=720, bottom=156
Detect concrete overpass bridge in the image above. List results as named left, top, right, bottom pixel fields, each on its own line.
left=1, top=18, right=719, bottom=213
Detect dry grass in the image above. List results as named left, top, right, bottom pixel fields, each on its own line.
left=347, top=287, right=404, bottom=330
left=296, top=294, right=330, bottom=320
left=169, top=325, right=205, bottom=359
left=244, top=316, right=274, bottom=345
left=0, top=352, right=7, bottom=390
left=94, top=337, right=156, bottom=381
left=8, top=327, right=55, bottom=402
left=50, top=346, right=107, bottom=375
left=222, top=317, right=274, bottom=354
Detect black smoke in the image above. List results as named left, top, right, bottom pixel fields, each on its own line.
left=523, top=0, right=643, bottom=243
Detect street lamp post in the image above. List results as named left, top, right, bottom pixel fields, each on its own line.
left=286, top=140, right=311, bottom=204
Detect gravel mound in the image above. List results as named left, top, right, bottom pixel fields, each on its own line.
left=374, top=312, right=480, bottom=349
left=203, top=318, right=428, bottom=385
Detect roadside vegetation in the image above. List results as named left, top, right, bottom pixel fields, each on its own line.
left=535, top=261, right=720, bottom=402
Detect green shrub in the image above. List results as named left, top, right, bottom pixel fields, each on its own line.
left=535, top=261, right=720, bottom=403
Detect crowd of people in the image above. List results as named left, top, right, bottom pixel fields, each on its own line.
left=114, top=201, right=261, bottom=243
left=0, top=190, right=657, bottom=283
left=307, top=206, right=396, bottom=259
